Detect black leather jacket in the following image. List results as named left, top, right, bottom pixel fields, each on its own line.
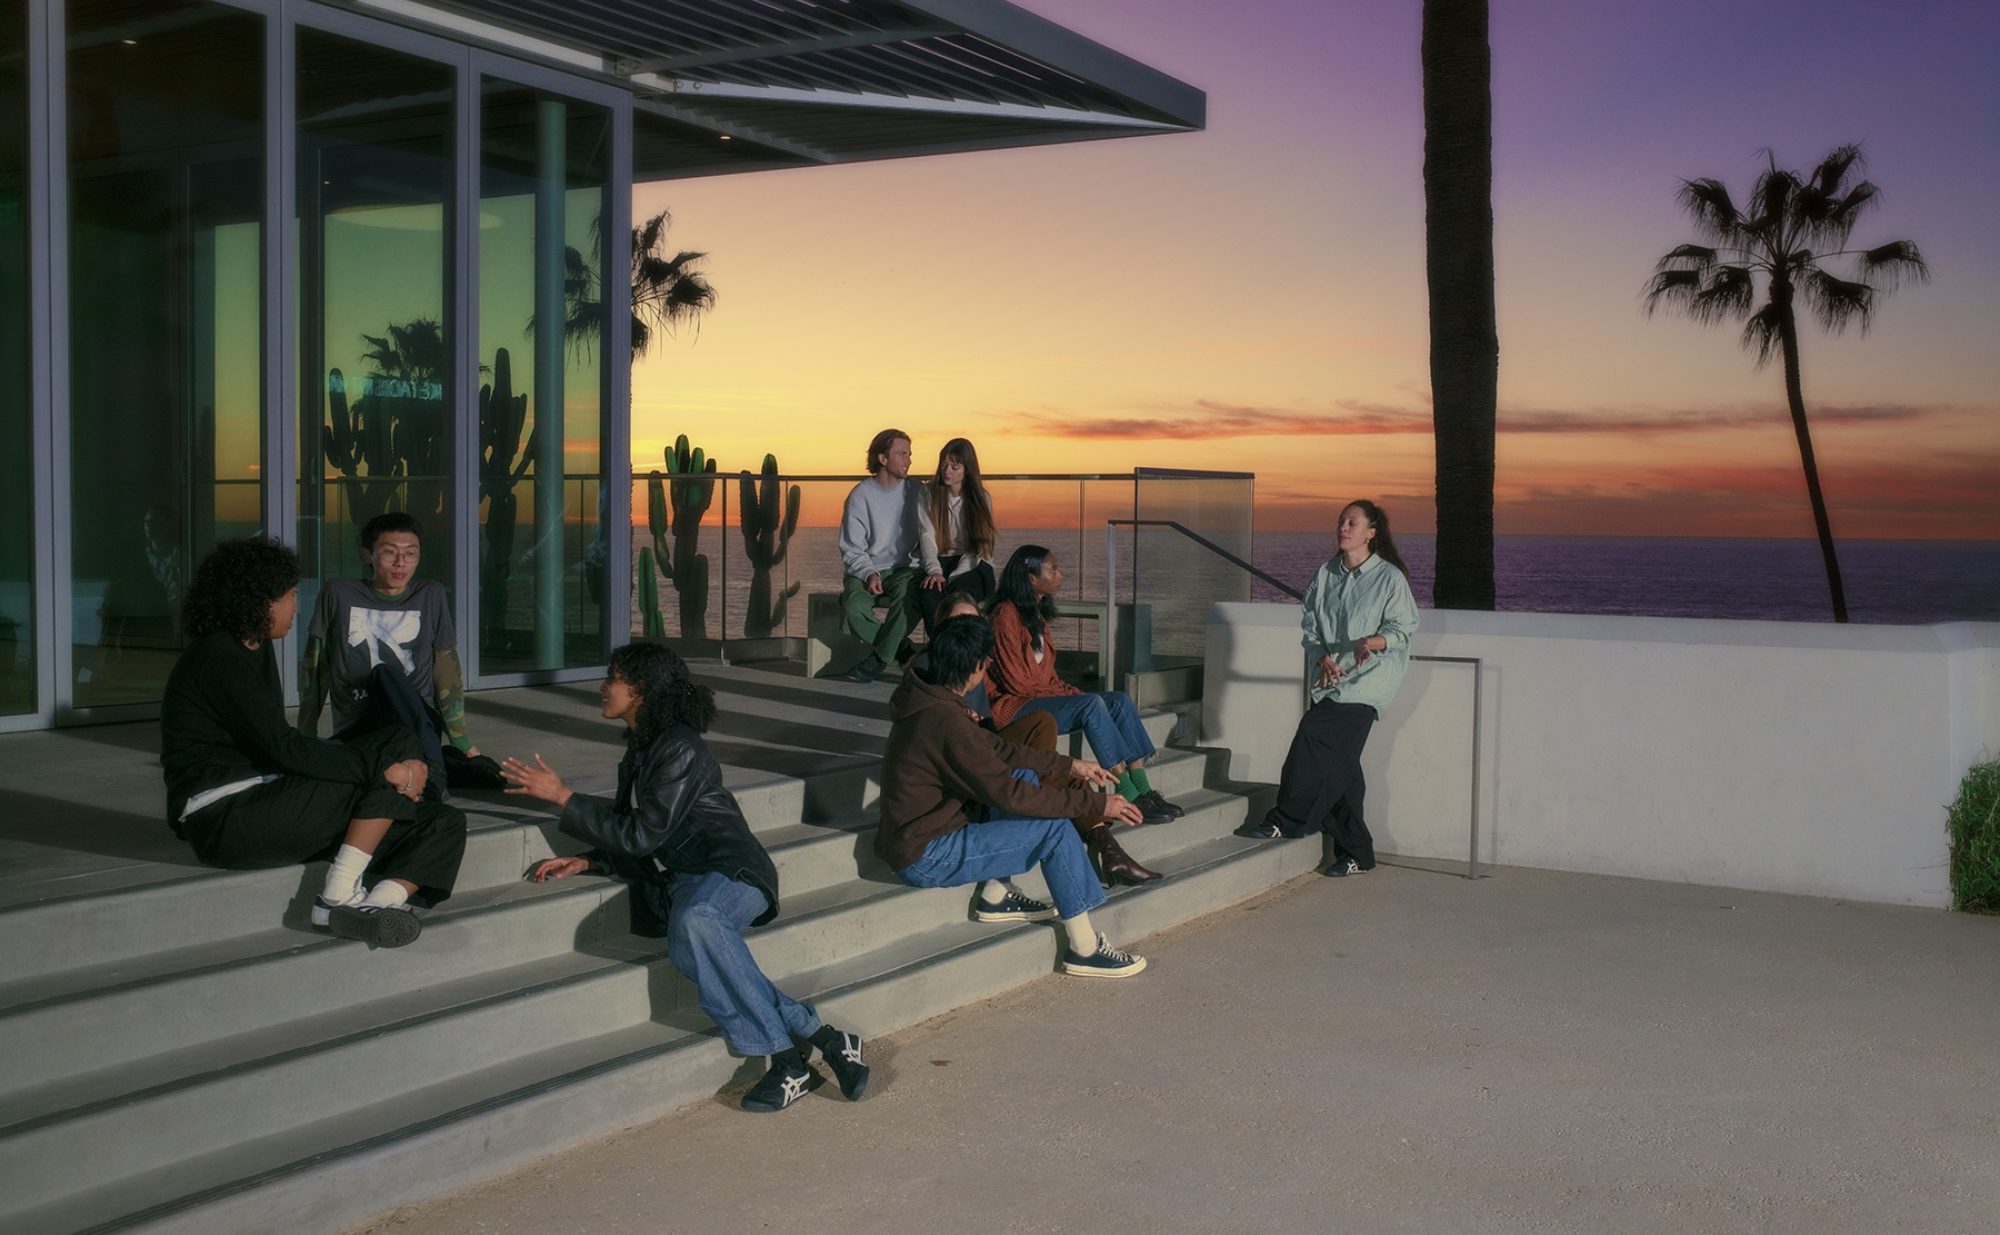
left=559, top=724, right=780, bottom=932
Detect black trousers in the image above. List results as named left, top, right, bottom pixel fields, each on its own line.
left=1266, top=699, right=1377, bottom=868
left=337, top=663, right=448, bottom=799
left=177, top=725, right=466, bottom=904
left=916, top=557, right=996, bottom=637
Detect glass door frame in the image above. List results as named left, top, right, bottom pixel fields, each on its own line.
left=13, top=0, right=633, bottom=729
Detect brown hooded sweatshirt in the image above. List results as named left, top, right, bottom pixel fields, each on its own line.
left=875, top=668, right=1109, bottom=871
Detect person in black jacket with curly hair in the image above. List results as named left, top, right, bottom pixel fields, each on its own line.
left=503, top=642, right=870, bottom=1114
left=161, top=538, right=466, bottom=949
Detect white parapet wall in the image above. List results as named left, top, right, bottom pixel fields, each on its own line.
left=1204, top=603, right=2000, bottom=908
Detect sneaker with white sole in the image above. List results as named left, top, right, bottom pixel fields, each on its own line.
left=1322, top=857, right=1365, bottom=878
left=741, top=1061, right=814, bottom=1113
left=321, top=903, right=423, bottom=948
left=1061, top=935, right=1147, bottom=978
left=806, top=1029, right=870, bottom=1102
left=972, top=888, right=1058, bottom=923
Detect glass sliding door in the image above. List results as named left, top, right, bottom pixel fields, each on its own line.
left=66, top=0, right=265, bottom=709
left=293, top=28, right=455, bottom=628
left=0, top=0, right=29, bottom=715
left=477, top=78, right=611, bottom=673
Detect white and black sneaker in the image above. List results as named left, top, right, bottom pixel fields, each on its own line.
left=972, top=888, right=1058, bottom=923
left=1322, top=857, right=1365, bottom=878
left=1061, top=935, right=1147, bottom=978
left=320, top=903, right=423, bottom=948
left=808, top=1029, right=871, bottom=1102
left=741, top=1060, right=814, bottom=1113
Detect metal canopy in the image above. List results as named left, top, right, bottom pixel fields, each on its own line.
left=357, top=0, right=1205, bottom=179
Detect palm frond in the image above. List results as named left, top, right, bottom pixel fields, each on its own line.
left=1652, top=243, right=1718, bottom=273
left=1799, top=267, right=1874, bottom=333
left=1750, top=167, right=1799, bottom=231
left=1858, top=238, right=1930, bottom=290
left=1644, top=263, right=1754, bottom=324
left=1675, top=178, right=1741, bottom=241
left=1808, top=144, right=1864, bottom=197
left=1739, top=302, right=1785, bottom=368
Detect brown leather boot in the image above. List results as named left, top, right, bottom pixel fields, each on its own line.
left=1077, top=820, right=1162, bottom=888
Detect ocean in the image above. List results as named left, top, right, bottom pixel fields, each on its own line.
left=639, top=526, right=2000, bottom=652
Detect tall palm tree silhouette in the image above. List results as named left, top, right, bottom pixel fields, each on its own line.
left=1646, top=145, right=1928, bottom=622
left=1423, top=0, right=1497, bottom=610
left=552, top=208, right=716, bottom=360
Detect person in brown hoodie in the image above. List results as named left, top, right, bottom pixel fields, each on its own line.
left=877, top=615, right=1150, bottom=977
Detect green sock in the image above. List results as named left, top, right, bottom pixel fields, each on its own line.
left=1128, top=767, right=1153, bottom=796
left=1115, top=770, right=1139, bottom=799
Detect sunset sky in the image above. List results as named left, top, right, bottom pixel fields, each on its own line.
left=630, top=0, right=2000, bottom=538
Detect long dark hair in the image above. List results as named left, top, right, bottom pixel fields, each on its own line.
left=927, top=437, right=995, bottom=559
left=184, top=537, right=299, bottom=646
left=1346, top=500, right=1408, bottom=576
left=994, top=544, right=1057, bottom=652
left=609, top=642, right=716, bottom=747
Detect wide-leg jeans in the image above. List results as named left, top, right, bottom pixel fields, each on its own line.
left=665, top=870, right=821, bottom=1057
left=1016, top=690, right=1156, bottom=769
left=897, top=817, right=1106, bottom=920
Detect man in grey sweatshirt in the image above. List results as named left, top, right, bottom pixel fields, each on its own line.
left=837, top=428, right=925, bottom=682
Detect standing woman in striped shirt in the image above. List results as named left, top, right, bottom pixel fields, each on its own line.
left=1235, top=500, right=1419, bottom=876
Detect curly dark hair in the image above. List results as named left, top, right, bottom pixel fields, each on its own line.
left=609, top=642, right=716, bottom=746
left=183, top=538, right=301, bottom=645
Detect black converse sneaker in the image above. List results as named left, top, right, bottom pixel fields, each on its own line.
left=322, top=903, right=423, bottom=948
left=1234, top=813, right=1305, bottom=840
left=741, top=1060, right=814, bottom=1113
left=1061, top=935, right=1147, bottom=978
left=806, top=1029, right=871, bottom=1102
left=972, top=887, right=1058, bottom=923
left=1322, top=857, right=1364, bottom=877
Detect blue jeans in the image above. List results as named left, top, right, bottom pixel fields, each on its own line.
left=665, top=870, right=820, bottom=1057
left=1017, top=691, right=1156, bottom=769
left=897, top=811, right=1106, bottom=920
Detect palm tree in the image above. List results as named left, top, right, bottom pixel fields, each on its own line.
left=552, top=208, right=717, bottom=360
left=1422, top=0, right=1498, bottom=610
left=1645, top=145, right=1929, bottom=622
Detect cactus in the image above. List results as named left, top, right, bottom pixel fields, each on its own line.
left=645, top=434, right=715, bottom=640
left=477, top=348, right=532, bottom=642
left=321, top=366, right=401, bottom=528
left=637, top=546, right=665, bottom=638
left=737, top=453, right=801, bottom=638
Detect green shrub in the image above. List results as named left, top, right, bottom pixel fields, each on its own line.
left=1948, top=761, right=2000, bottom=914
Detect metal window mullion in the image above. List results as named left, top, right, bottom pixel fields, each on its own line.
left=604, top=89, right=632, bottom=658
left=38, top=0, right=73, bottom=723
left=270, top=0, right=299, bottom=700
left=454, top=49, right=480, bottom=687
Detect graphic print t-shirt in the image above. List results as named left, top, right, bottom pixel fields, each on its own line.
left=306, top=577, right=456, bottom=732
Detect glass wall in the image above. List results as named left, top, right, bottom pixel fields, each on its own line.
left=295, top=28, right=454, bottom=627
left=0, top=0, right=29, bottom=714
left=477, top=78, right=610, bottom=674
left=67, top=0, right=265, bottom=708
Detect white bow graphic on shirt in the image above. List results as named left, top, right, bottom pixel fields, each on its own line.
left=347, top=607, right=421, bottom=673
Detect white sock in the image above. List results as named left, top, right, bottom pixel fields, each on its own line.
left=359, top=881, right=411, bottom=911
left=321, top=844, right=371, bottom=906
left=978, top=879, right=1016, bottom=906
left=1062, top=912, right=1099, bottom=956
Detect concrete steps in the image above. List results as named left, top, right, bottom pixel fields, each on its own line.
left=0, top=685, right=1308, bottom=1235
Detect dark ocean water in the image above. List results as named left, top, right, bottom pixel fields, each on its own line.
left=1250, top=532, right=2000, bottom=625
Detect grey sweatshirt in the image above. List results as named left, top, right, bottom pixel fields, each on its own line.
left=839, top=477, right=923, bottom=577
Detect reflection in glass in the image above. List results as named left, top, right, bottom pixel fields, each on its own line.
left=296, top=30, right=454, bottom=628
left=0, top=0, right=29, bottom=713
left=67, top=0, right=264, bottom=707
left=478, top=80, right=610, bottom=673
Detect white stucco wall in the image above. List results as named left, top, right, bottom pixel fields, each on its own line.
left=1204, top=604, right=2000, bottom=908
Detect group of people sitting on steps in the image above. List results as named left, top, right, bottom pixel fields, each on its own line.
left=158, top=433, right=1417, bottom=1117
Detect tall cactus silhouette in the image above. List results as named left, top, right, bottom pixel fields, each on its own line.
left=644, top=434, right=715, bottom=639
left=321, top=366, right=400, bottom=528
left=636, top=546, right=665, bottom=638
left=477, top=348, right=532, bottom=642
left=737, top=453, right=801, bottom=638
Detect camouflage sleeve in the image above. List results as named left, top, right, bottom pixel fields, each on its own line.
left=297, top=635, right=330, bottom=735
left=435, top=647, right=474, bottom=751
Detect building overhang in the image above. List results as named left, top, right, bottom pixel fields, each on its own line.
left=351, top=0, right=1205, bottom=180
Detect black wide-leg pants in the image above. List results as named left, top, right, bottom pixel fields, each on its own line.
left=1265, top=699, right=1377, bottom=868
left=176, top=725, right=467, bottom=904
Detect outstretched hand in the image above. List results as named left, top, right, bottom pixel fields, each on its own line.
left=502, top=754, right=574, bottom=808
left=528, top=855, right=592, bottom=882
left=1101, top=795, right=1145, bottom=828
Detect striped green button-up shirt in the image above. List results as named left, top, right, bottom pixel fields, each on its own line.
left=1300, top=552, right=1420, bottom=715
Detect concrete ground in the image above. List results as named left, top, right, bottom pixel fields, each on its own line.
left=350, top=861, right=2000, bottom=1235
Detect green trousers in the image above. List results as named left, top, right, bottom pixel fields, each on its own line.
left=840, top=567, right=921, bottom=661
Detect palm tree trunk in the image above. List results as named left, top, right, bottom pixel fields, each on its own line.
left=1772, top=288, right=1850, bottom=622
left=1423, top=0, right=1498, bottom=610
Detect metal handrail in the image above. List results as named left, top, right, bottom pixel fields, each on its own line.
left=623, top=470, right=1255, bottom=483
left=1105, top=518, right=1301, bottom=598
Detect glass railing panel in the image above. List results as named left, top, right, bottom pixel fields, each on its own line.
left=1131, top=470, right=1256, bottom=661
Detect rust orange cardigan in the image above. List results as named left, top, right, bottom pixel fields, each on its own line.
left=985, top=602, right=1082, bottom=728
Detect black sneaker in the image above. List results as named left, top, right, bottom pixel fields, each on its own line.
left=1234, top=816, right=1304, bottom=840
left=972, top=888, right=1058, bottom=923
left=844, top=654, right=885, bottom=683
left=741, top=1060, right=814, bottom=1113
left=1322, top=857, right=1364, bottom=877
left=1137, top=790, right=1183, bottom=821
left=805, top=1029, right=871, bottom=1102
left=322, top=903, right=423, bottom=949
left=1061, top=935, right=1147, bottom=978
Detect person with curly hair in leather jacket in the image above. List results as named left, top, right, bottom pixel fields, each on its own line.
left=501, top=642, right=869, bottom=1114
